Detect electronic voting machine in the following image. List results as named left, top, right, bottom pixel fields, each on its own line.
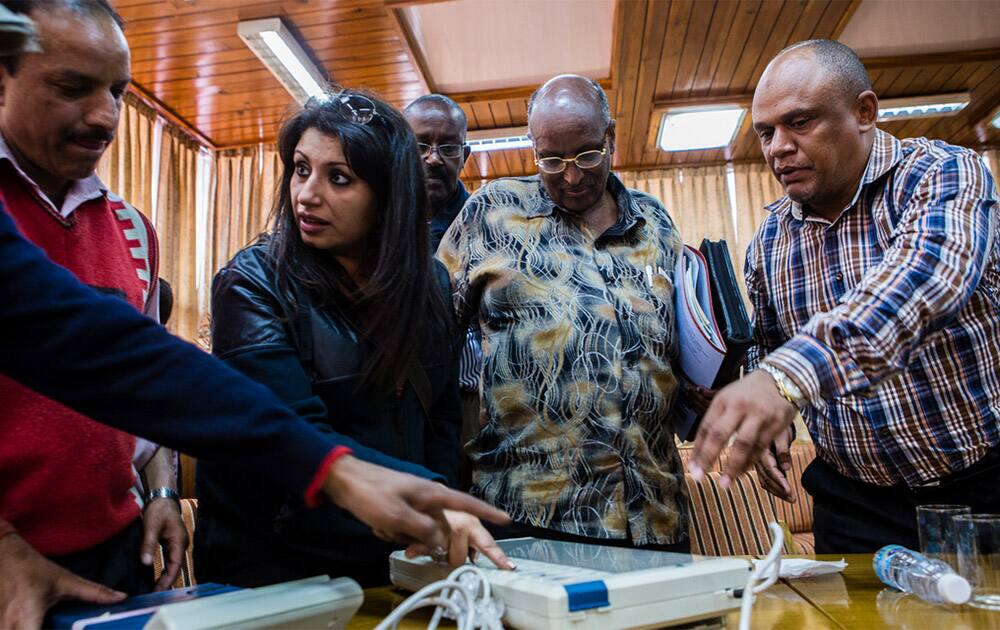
left=47, top=575, right=363, bottom=630
left=389, top=537, right=752, bottom=629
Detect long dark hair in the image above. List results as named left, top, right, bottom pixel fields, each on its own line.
left=268, top=89, right=453, bottom=396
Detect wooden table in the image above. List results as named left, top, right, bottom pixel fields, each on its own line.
left=784, top=553, right=1000, bottom=630
left=347, top=554, right=999, bottom=629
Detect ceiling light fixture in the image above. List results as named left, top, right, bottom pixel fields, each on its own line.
left=877, top=92, right=970, bottom=122
left=238, top=17, right=326, bottom=104
left=991, top=110, right=1000, bottom=130
left=657, top=106, right=745, bottom=152
left=466, top=126, right=533, bottom=153
left=468, top=135, right=534, bottom=153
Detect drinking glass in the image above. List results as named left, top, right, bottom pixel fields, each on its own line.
left=917, top=504, right=971, bottom=567
left=955, top=514, right=1000, bottom=610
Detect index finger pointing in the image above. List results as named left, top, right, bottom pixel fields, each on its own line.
left=418, top=487, right=510, bottom=525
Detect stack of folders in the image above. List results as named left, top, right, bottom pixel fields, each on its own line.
left=673, top=239, right=752, bottom=441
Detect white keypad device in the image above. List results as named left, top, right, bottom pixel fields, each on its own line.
left=390, top=537, right=752, bottom=630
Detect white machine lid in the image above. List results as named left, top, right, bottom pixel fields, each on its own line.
left=497, top=537, right=701, bottom=574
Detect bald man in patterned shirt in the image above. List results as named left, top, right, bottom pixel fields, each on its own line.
left=438, top=75, right=690, bottom=552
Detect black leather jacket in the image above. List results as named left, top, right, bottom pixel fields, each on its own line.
left=195, top=240, right=461, bottom=583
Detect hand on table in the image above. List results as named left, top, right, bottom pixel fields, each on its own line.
left=140, top=497, right=187, bottom=590
left=688, top=369, right=798, bottom=488
left=0, top=533, right=125, bottom=629
left=322, top=455, right=510, bottom=563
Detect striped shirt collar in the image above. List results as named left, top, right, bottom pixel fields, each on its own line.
left=0, top=132, right=107, bottom=219
left=766, top=128, right=904, bottom=223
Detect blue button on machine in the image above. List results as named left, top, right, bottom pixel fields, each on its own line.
left=564, top=580, right=610, bottom=612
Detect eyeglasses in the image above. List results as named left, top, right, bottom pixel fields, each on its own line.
left=417, top=143, right=467, bottom=160
left=534, top=145, right=608, bottom=174
left=304, top=91, right=379, bottom=125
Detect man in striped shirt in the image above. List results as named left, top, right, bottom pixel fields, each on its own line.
left=690, top=39, right=1000, bottom=552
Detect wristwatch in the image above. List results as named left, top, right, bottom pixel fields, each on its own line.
left=145, top=486, right=181, bottom=509
left=760, top=363, right=807, bottom=410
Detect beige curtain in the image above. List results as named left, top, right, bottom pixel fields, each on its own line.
left=731, top=163, right=785, bottom=302
left=155, top=126, right=200, bottom=343
left=97, top=92, right=157, bottom=218
left=620, top=165, right=737, bottom=258
left=205, top=146, right=280, bottom=278
left=985, top=149, right=999, bottom=181
left=196, top=145, right=281, bottom=343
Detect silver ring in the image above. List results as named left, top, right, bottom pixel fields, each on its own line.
left=431, top=546, right=448, bottom=563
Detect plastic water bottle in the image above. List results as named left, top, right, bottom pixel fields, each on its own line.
left=873, top=545, right=971, bottom=605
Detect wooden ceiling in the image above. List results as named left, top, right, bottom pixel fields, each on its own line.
left=116, top=0, right=429, bottom=147
left=113, top=0, right=1000, bottom=180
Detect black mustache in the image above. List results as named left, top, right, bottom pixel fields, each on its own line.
left=69, top=131, right=114, bottom=144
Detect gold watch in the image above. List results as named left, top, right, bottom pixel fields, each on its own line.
left=760, top=364, right=806, bottom=410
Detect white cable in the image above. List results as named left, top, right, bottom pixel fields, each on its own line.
left=374, top=565, right=505, bottom=630
left=738, top=521, right=784, bottom=630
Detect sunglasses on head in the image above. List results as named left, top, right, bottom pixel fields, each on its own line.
left=305, top=91, right=380, bottom=125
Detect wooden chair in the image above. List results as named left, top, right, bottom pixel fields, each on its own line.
left=685, top=469, right=782, bottom=556
left=773, top=442, right=816, bottom=554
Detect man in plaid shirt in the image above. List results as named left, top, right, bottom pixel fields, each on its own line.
left=690, top=39, right=1000, bottom=552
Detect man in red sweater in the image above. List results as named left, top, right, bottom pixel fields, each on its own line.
left=0, top=0, right=186, bottom=593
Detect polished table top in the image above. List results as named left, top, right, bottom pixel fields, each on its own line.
left=348, top=554, right=998, bottom=629
left=785, top=553, right=999, bottom=630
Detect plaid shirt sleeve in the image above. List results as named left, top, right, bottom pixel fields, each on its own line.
left=763, top=152, right=999, bottom=404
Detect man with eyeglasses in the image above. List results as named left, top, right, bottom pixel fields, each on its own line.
left=438, top=75, right=691, bottom=551
left=0, top=0, right=188, bottom=598
left=404, top=94, right=483, bottom=480
left=404, top=94, right=472, bottom=250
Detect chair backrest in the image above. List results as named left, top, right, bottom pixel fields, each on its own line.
left=685, top=470, right=778, bottom=556
left=675, top=445, right=722, bottom=472
left=152, top=498, right=198, bottom=588
left=771, top=441, right=815, bottom=534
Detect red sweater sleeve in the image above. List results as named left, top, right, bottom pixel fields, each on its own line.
left=303, top=446, right=353, bottom=508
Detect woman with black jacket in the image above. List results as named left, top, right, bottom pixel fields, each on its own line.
left=195, top=90, right=511, bottom=587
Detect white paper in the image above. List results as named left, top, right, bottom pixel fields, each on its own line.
left=674, top=246, right=728, bottom=438
left=752, top=557, right=848, bottom=579
left=674, top=246, right=726, bottom=389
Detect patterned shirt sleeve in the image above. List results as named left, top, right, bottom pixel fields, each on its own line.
left=763, top=151, right=999, bottom=404
left=435, top=189, right=482, bottom=329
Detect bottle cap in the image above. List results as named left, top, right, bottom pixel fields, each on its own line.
left=936, top=574, right=972, bottom=604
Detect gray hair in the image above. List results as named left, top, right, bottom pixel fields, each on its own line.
left=0, top=0, right=125, bottom=74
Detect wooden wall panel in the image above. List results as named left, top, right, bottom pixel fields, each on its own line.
left=112, top=0, right=999, bottom=172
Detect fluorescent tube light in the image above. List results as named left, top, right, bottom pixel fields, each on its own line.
left=465, top=126, right=533, bottom=153
left=238, top=17, right=326, bottom=104
left=468, top=135, right=533, bottom=153
left=657, top=106, right=745, bottom=152
left=877, top=92, right=970, bottom=122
